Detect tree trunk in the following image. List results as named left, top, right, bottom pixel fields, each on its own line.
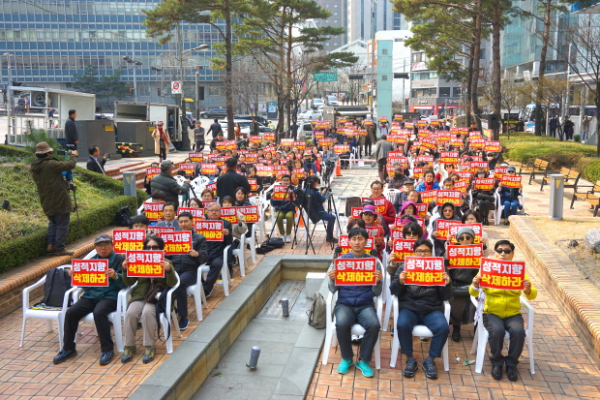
left=466, top=45, right=475, bottom=127
left=225, top=0, right=235, bottom=140
left=285, top=20, right=293, bottom=138
left=471, top=5, right=482, bottom=131
left=535, top=0, right=551, bottom=137
left=492, top=0, right=502, bottom=140
left=596, top=84, right=600, bottom=157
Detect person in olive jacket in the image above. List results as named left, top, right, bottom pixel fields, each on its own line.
left=30, top=142, right=78, bottom=256
left=121, top=235, right=178, bottom=364
left=389, top=239, right=451, bottom=380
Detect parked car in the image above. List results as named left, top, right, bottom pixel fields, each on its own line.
left=186, top=112, right=196, bottom=128
left=200, top=108, right=234, bottom=119
left=326, top=95, right=339, bottom=106
left=235, top=114, right=269, bottom=126
left=298, top=109, right=322, bottom=121
left=218, top=119, right=252, bottom=137
left=311, top=98, right=324, bottom=109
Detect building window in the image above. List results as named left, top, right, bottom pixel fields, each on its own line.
left=453, top=87, right=462, bottom=97
left=334, top=20, right=338, bottom=23
left=334, top=12, right=338, bottom=15
left=334, top=4, right=338, bottom=7
left=439, top=87, right=451, bottom=97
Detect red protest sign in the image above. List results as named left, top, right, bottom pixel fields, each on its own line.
left=417, top=120, right=428, bottom=128
left=494, top=167, right=508, bottom=180
left=393, top=239, right=416, bottom=262
left=437, top=132, right=451, bottom=144
left=470, top=161, right=489, bottom=173
left=144, top=202, right=164, bottom=221
left=403, top=257, right=446, bottom=286
left=179, top=163, right=196, bottom=176
left=394, top=114, right=403, bottom=121
left=439, top=151, right=459, bottom=164
left=394, top=216, right=425, bottom=231
left=502, top=175, right=522, bottom=188
left=404, top=122, right=414, bottom=129
left=158, top=231, right=193, bottom=255
left=455, top=180, right=468, bottom=193
left=125, top=251, right=165, bottom=278
left=206, top=181, right=217, bottom=196
left=224, top=140, right=237, bottom=150
left=150, top=226, right=175, bottom=236
left=421, top=190, right=437, bottom=204
left=436, top=190, right=462, bottom=206
left=334, top=258, right=378, bottom=285
left=280, top=138, right=294, bottom=147
left=351, top=207, right=363, bottom=218
left=71, top=259, right=109, bottom=287
left=294, top=141, right=307, bottom=150
left=413, top=167, right=424, bottom=179
left=470, top=138, right=485, bottom=149
left=436, top=219, right=461, bottom=240
left=215, top=141, right=227, bottom=151
left=256, top=165, right=273, bottom=177
left=420, top=138, right=437, bottom=151
left=362, top=196, right=386, bottom=214
left=188, top=152, right=204, bottom=163
left=447, top=245, right=483, bottom=268
left=146, top=167, right=161, bottom=181
left=457, top=172, right=472, bottom=183
left=221, top=207, right=238, bottom=224
left=263, top=132, right=275, bottom=141
left=112, top=229, right=145, bottom=254
left=338, top=235, right=375, bottom=255
left=272, top=185, right=290, bottom=201
left=484, top=141, right=502, bottom=152
left=238, top=206, right=259, bottom=223
left=416, top=155, right=434, bottom=164
left=177, top=207, right=205, bottom=221
left=480, top=258, right=525, bottom=290
left=248, top=178, right=259, bottom=191
left=474, top=178, right=495, bottom=191
left=451, top=138, right=464, bottom=148
left=201, top=163, right=218, bottom=175
left=414, top=203, right=428, bottom=218
left=250, top=136, right=262, bottom=144
left=195, top=220, right=224, bottom=241
left=334, top=145, right=350, bottom=154
left=378, top=116, right=388, bottom=123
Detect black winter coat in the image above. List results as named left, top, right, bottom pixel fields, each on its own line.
left=150, top=171, right=190, bottom=209
left=389, top=262, right=451, bottom=315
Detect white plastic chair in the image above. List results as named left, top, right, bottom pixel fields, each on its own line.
left=159, top=272, right=181, bottom=354
left=470, top=295, right=535, bottom=374
left=244, top=220, right=259, bottom=265
left=321, top=291, right=383, bottom=369
left=234, top=230, right=248, bottom=277
left=389, top=296, right=450, bottom=371
left=186, top=266, right=208, bottom=322
left=201, top=245, right=232, bottom=296
left=20, top=265, right=79, bottom=349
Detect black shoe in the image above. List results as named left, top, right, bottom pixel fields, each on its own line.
left=483, top=218, right=490, bottom=226
left=326, top=237, right=339, bottom=243
left=99, top=351, right=114, bottom=366
left=452, top=325, right=461, bottom=342
left=178, top=317, right=189, bottom=331
left=403, top=357, right=418, bottom=378
left=506, top=366, right=518, bottom=381
left=53, top=349, right=77, bottom=364
left=492, top=365, right=503, bottom=380
left=504, top=219, right=510, bottom=226
left=422, top=359, right=438, bottom=379
left=204, top=286, right=214, bottom=299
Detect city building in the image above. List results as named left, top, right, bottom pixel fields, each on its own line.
left=312, top=0, right=347, bottom=49
left=0, top=0, right=225, bottom=109
left=346, top=0, right=408, bottom=44
left=374, top=30, right=411, bottom=115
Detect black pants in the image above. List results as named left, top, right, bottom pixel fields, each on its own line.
left=174, top=270, right=197, bottom=319
left=377, top=159, right=388, bottom=182
left=47, top=213, right=70, bottom=251
left=203, top=256, right=224, bottom=294
left=63, top=297, right=117, bottom=353
left=364, top=141, right=372, bottom=156
left=483, top=313, right=525, bottom=367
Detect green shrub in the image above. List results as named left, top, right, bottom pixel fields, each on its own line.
left=582, top=159, right=600, bottom=183
left=507, top=142, right=597, bottom=169
left=574, top=134, right=581, bottom=143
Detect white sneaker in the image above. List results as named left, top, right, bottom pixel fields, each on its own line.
left=284, top=235, right=291, bottom=243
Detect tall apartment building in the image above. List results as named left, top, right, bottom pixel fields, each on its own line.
left=346, top=0, right=408, bottom=44
left=0, top=0, right=225, bottom=107
left=312, top=0, right=347, bottom=49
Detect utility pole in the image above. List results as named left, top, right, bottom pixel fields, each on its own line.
left=195, top=71, right=200, bottom=121
left=132, top=42, right=138, bottom=102
left=177, top=22, right=190, bottom=151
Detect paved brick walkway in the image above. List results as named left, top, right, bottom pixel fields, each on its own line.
left=2, top=164, right=600, bottom=399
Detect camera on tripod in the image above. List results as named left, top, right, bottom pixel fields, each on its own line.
left=57, top=144, right=76, bottom=157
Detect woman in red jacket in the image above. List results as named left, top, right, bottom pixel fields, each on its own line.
left=368, top=181, right=395, bottom=225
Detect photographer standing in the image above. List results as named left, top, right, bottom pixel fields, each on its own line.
left=30, top=142, right=78, bottom=256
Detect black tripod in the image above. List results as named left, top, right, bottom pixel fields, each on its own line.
left=322, top=183, right=342, bottom=249
left=68, top=182, right=82, bottom=240
left=291, top=180, right=316, bottom=254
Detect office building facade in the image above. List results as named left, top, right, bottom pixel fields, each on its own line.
left=346, top=0, right=408, bottom=44
left=312, top=0, right=347, bottom=49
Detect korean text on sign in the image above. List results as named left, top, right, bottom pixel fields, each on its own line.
left=144, top=201, right=164, bottom=222
left=501, top=175, right=522, bottom=188
left=196, top=220, right=224, bottom=241
left=436, top=220, right=461, bottom=240
left=126, top=251, right=165, bottom=278
left=403, top=257, right=446, bottom=286
left=146, top=167, right=161, bottom=181
left=334, top=258, right=378, bottom=286
left=272, top=185, right=290, bottom=201
left=480, top=258, right=525, bottom=290
left=238, top=206, right=259, bottom=223
left=436, top=190, right=461, bottom=206
left=439, top=151, right=459, bottom=164
left=447, top=245, right=483, bottom=269
left=71, top=259, right=109, bottom=287
left=177, top=207, right=205, bottom=220
left=158, top=231, right=193, bottom=255
left=474, top=178, right=495, bottom=191
left=393, top=239, right=416, bottom=262
left=188, top=152, right=204, bottom=163
left=112, top=229, right=145, bottom=254
left=421, top=190, right=437, bottom=204
left=221, top=207, right=238, bottom=224
left=179, top=163, right=196, bottom=176
left=201, top=163, right=218, bottom=175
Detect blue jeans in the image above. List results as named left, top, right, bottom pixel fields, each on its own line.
left=397, top=309, right=449, bottom=358
left=320, top=211, right=336, bottom=238
left=503, top=200, right=519, bottom=219
left=335, top=303, right=380, bottom=362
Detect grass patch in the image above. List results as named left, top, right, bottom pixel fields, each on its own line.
left=531, top=217, right=600, bottom=244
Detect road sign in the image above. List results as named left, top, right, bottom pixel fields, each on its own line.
left=313, top=72, right=338, bottom=82
left=171, top=81, right=181, bottom=94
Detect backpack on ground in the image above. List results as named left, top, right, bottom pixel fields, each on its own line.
left=115, top=206, right=133, bottom=227
left=36, top=268, right=72, bottom=308
left=307, top=292, right=327, bottom=329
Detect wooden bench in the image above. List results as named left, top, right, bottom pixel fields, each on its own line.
left=540, top=167, right=582, bottom=192
left=570, top=180, right=600, bottom=217
left=520, top=158, right=550, bottom=185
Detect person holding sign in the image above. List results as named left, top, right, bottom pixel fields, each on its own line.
left=470, top=240, right=537, bottom=381
left=121, top=236, right=177, bottom=364
left=202, top=204, right=234, bottom=296
left=271, top=175, right=295, bottom=242
left=326, top=227, right=383, bottom=378
left=150, top=160, right=191, bottom=211
left=54, top=234, right=125, bottom=366
left=431, top=203, right=462, bottom=257
left=415, top=170, right=441, bottom=192
left=155, top=203, right=180, bottom=230
left=471, top=167, right=497, bottom=226
left=389, top=239, right=451, bottom=379
left=360, top=205, right=385, bottom=260
left=498, top=166, right=523, bottom=226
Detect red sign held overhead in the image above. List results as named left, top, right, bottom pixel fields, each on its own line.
left=144, top=202, right=164, bottom=222
left=157, top=231, right=193, bottom=255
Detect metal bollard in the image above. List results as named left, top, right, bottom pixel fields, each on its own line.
left=548, top=174, right=564, bottom=220
left=281, top=298, right=289, bottom=318
left=123, top=172, right=137, bottom=197
left=247, top=346, right=261, bottom=370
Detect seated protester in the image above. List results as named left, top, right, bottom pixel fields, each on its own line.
left=360, top=205, right=385, bottom=260
left=210, top=131, right=225, bottom=151
left=234, top=187, right=254, bottom=238
left=271, top=175, right=295, bottom=243
left=326, top=227, right=383, bottom=378
left=393, top=180, right=420, bottom=213
left=461, top=210, right=489, bottom=254
left=168, top=212, right=208, bottom=330
left=389, top=239, right=451, bottom=379
left=188, top=197, right=203, bottom=209
left=202, top=203, right=234, bottom=296
left=441, top=177, right=467, bottom=211
left=469, top=240, right=537, bottom=382
left=387, top=221, right=424, bottom=276
left=221, top=196, right=249, bottom=274
left=144, top=190, right=167, bottom=227
left=388, top=167, right=408, bottom=189
left=154, top=202, right=180, bottom=230
left=121, top=235, right=177, bottom=364
left=132, top=215, right=151, bottom=234
left=446, top=227, right=480, bottom=343
left=498, top=166, right=523, bottom=226
left=304, top=176, right=338, bottom=243
left=471, top=167, right=497, bottom=225
left=53, top=234, right=125, bottom=366
left=339, top=137, right=354, bottom=169
left=200, top=188, right=216, bottom=206
left=368, top=181, right=395, bottom=226
left=431, top=202, right=462, bottom=257
left=415, top=170, right=441, bottom=192
left=143, top=162, right=160, bottom=196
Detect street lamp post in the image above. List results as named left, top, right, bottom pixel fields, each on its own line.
left=123, top=43, right=142, bottom=102
left=4, top=52, right=14, bottom=141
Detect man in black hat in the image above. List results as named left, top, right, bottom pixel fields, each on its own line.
left=150, top=160, right=191, bottom=210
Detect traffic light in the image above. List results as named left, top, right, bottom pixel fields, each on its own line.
left=157, top=88, right=162, bottom=96
left=198, top=86, right=205, bottom=101
left=128, top=88, right=134, bottom=96
left=197, top=66, right=207, bottom=70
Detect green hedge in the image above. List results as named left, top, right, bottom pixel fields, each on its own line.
left=73, top=166, right=148, bottom=205
left=0, top=195, right=138, bottom=272
left=577, top=158, right=600, bottom=183
left=0, top=144, right=32, bottom=158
